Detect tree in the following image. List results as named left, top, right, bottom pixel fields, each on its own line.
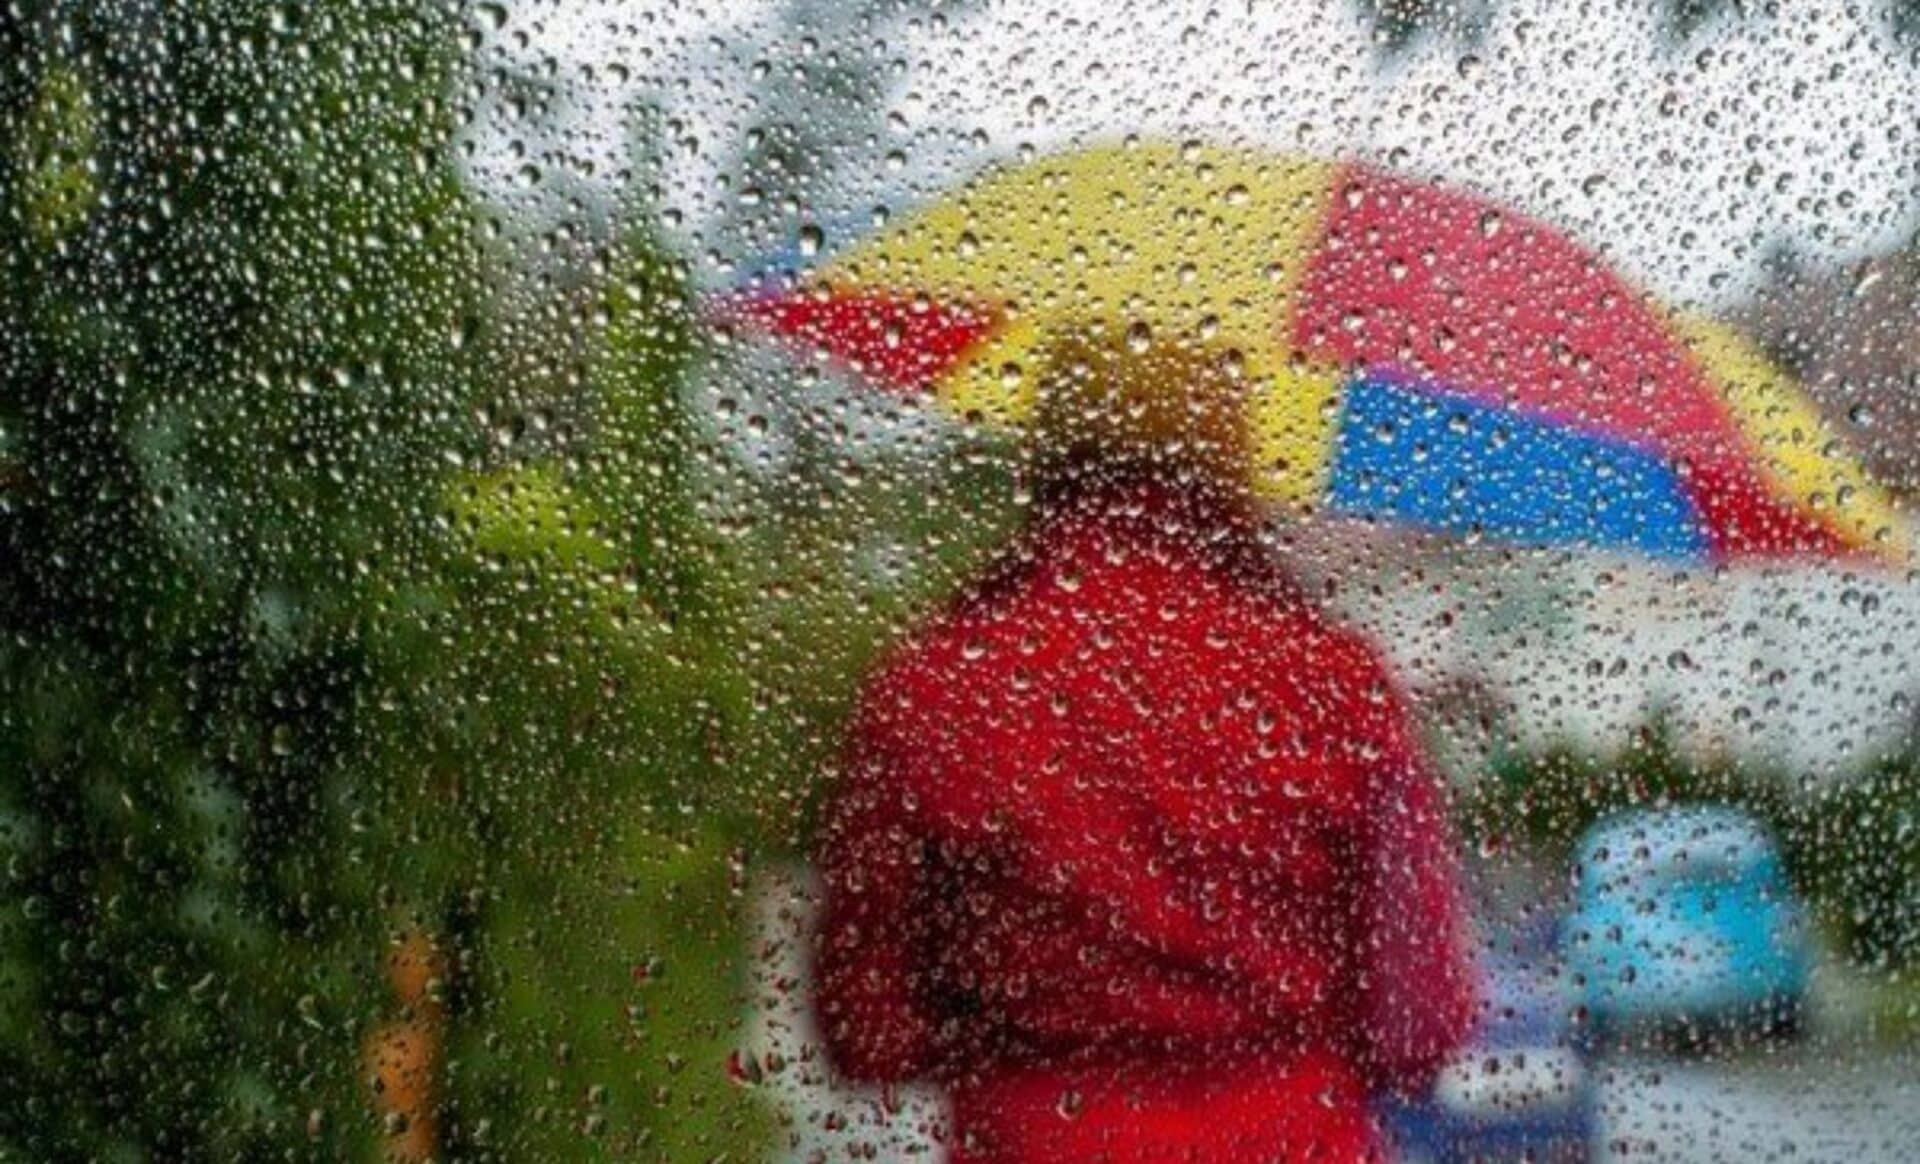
left=2, top=0, right=793, bottom=1155
left=1, top=1, right=482, bottom=1156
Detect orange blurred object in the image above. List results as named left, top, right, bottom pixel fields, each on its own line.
left=365, top=931, right=450, bottom=1161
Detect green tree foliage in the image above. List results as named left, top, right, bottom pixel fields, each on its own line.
left=356, top=240, right=779, bottom=1159
left=1, top=2, right=487, bottom=1156
left=0, top=2, right=778, bottom=1159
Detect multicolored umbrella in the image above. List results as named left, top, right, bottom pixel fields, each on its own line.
left=714, top=143, right=1905, bottom=565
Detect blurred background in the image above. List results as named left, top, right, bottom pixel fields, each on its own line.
left=2, top=1, right=1917, bottom=1160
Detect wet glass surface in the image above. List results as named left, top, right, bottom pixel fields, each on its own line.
left=3, top=2, right=1917, bottom=1160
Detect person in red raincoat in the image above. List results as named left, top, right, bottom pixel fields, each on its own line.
left=813, top=341, right=1476, bottom=1162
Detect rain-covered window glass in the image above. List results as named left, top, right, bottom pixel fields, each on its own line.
left=4, top=2, right=1918, bottom=1161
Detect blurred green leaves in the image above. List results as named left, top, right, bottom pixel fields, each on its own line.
left=13, top=65, right=97, bottom=244
left=2, top=0, right=488, bottom=1155
left=0, top=1, right=785, bottom=1158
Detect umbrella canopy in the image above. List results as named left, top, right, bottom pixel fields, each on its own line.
left=715, top=142, right=1905, bottom=566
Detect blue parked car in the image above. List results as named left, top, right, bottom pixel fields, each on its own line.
left=1379, top=921, right=1594, bottom=1163
left=1562, top=807, right=1811, bottom=1048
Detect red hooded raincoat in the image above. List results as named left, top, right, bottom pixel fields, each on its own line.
left=815, top=484, right=1475, bottom=1162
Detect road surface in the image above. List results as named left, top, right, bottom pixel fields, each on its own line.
left=1597, top=1047, right=1920, bottom=1163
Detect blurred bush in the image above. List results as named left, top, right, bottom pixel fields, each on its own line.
left=0, top=2, right=799, bottom=1159
left=3, top=2, right=486, bottom=1156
